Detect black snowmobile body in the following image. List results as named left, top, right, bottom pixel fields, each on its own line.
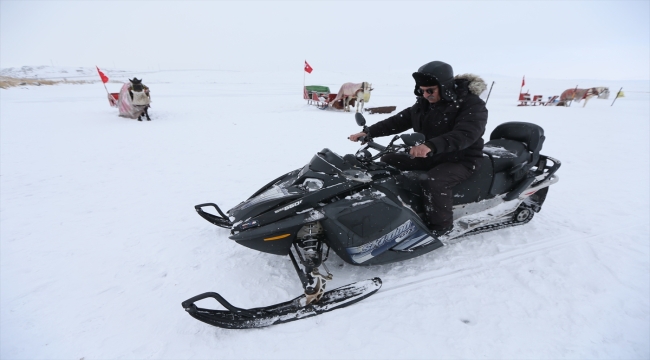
left=186, top=116, right=560, bottom=329
left=196, top=120, right=559, bottom=265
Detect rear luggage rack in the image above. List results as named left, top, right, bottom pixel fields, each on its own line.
left=504, top=155, right=561, bottom=201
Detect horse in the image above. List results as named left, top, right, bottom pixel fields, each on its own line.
left=558, top=87, right=609, bottom=107
left=330, top=82, right=373, bottom=113
left=128, top=78, right=151, bottom=121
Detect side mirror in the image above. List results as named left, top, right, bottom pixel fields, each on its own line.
left=355, top=113, right=366, bottom=127
left=401, top=133, right=426, bottom=146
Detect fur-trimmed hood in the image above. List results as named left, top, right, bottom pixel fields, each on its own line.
left=454, top=73, right=487, bottom=97
left=414, top=73, right=487, bottom=108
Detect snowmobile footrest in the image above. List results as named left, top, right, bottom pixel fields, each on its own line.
left=181, top=278, right=382, bottom=329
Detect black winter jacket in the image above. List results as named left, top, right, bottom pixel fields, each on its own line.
left=367, top=74, right=488, bottom=166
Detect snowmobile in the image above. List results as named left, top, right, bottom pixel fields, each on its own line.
left=182, top=113, right=561, bottom=329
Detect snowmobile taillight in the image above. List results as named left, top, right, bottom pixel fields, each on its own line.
left=302, top=178, right=324, bottom=192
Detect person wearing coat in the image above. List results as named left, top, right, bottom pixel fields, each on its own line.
left=349, top=61, right=488, bottom=236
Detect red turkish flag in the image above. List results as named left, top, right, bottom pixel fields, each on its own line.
left=521, top=76, right=525, bottom=87
left=96, top=66, right=109, bottom=84
left=304, top=61, right=313, bottom=74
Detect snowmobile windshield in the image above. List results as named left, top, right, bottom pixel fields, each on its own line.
left=230, top=185, right=298, bottom=212
left=308, top=149, right=347, bottom=175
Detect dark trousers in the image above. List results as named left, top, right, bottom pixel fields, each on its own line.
left=381, top=153, right=477, bottom=230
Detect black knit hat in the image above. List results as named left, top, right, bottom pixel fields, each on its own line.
left=412, top=61, right=457, bottom=101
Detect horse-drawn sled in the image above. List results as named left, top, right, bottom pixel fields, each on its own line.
left=304, top=81, right=394, bottom=114
left=556, top=87, right=609, bottom=107
left=516, top=85, right=609, bottom=108
left=107, top=78, right=151, bottom=121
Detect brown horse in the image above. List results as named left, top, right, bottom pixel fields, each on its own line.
left=558, top=87, right=609, bottom=107
left=329, top=82, right=373, bottom=113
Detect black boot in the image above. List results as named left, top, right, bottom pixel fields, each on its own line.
left=431, top=225, right=453, bottom=237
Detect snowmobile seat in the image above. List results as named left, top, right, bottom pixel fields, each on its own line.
left=483, top=140, right=529, bottom=173
left=485, top=122, right=545, bottom=180
left=398, top=156, right=495, bottom=206
left=489, top=121, right=545, bottom=165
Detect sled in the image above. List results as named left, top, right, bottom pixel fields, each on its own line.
left=518, top=93, right=544, bottom=106
left=108, top=83, right=150, bottom=119
left=364, top=106, right=396, bottom=114
left=518, top=93, right=558, bottom=107
left=304, top=85, right=336, bottom=109
left=543, top=95, right=559, bottom=106
left=108, top=93, right=119, bottom=107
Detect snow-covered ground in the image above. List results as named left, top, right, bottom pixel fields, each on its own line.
left=1, top=67, right=649, bottom=359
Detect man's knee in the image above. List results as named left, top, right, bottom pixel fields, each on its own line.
left=425, top=175, right=458, bottom=191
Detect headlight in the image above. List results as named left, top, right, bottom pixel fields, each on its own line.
left=302, top=178, right=324, bottom=192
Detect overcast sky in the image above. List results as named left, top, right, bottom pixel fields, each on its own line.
left=1, top=0, right=648, bottom=80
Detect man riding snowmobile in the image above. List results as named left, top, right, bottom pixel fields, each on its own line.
left=184, top=62, right=561, bottom=330
left=349, top=61, right=488, bottom=236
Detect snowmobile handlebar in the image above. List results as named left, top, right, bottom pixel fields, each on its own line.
left=358, top=136, right=387, bottom=152
left=353, top=114, right=429, bottom=161
left=355, top=133, right=431, bottom=162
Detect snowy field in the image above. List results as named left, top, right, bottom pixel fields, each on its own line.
left=1, top=67, right=649, bottom=359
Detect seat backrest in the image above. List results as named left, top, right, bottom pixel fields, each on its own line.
left=490, top=122, right=545, bottom=155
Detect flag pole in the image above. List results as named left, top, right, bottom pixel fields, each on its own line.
left=303, top=61, right=305, bottom=90
left=611, top=87, right=623, bottom=106
left=303, top=60, right=307, bottom=98
left=485, top=81, right=495, bottom=104
left=102, top=81, right=110, bottom=96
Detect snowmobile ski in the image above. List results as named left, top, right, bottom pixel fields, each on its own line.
left=181, top=277, right=382, bottom=329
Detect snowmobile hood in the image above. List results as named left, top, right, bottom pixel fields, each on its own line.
left=227, top=149, right=366, bottom=226
left=228, top=184, right=304, bottom=223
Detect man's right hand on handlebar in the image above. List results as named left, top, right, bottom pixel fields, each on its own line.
left=409, top=144, right=432, bottom=158
left=348, top=132, right=367, bottom=142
